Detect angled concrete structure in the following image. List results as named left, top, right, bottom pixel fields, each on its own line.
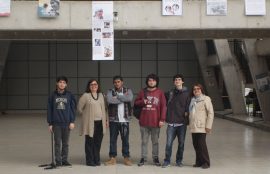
left=194, top=40, right=224, bottom=111
left=214, top=39, right=246, bottom=115
left=244, top=39, right=270, bottom=122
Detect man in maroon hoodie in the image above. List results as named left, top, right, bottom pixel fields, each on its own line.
left=134, top=74, right=167, bottom=167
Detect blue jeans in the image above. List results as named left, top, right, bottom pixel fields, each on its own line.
left=164, top=125, right=187, bottom=163
left=109, top=122, right=130, bottom=158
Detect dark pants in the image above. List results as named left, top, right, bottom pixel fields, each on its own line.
left=164, top=125, right=187, bottom=163
left=53, top=125, right=70, bottom=164
left=85, top=121, right=103, bottom=165
left=192, top=133, right=210, bottom=166
left=109, top=122, right=130, bottom=158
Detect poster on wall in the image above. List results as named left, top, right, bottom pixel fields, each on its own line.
left=162, top=0, right=182, bottom=16
left=255, top=73, right=270, bottom=92
left=38, top=0, right=60, bottom=18
left=0, top=0, right=10, bottom=17
left=92, top=1, right=114, bottom=60
left=245, top=0, right=266, bottom=16
left=206, top=0, right=227, bottom=16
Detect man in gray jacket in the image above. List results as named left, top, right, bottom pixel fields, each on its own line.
left=105, top=76, right=133, bottom=166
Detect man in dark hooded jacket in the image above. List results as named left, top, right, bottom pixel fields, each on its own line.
left=162, top=74, right=190, bottom=168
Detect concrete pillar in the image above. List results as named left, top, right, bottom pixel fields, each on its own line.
left=214, top=39, right=246, bottom=115
left=194, top=40, right=224, bottom=111
left=256, top=39, right=270, bottom=56
left=244, top=39, right=270, bottom=122
left=0, top=41, right=10, bottom=82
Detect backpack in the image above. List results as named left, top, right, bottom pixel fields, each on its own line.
left=133, top=88, right=147, bottom=120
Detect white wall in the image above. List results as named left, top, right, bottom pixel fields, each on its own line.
left=0, top=1, right=270, bottom=30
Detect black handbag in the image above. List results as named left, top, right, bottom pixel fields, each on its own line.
left=133, top=104, right=142, bottom=120
left=133, top=88, right=147, bottom=120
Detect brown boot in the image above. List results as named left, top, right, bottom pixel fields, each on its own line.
left=105, top=157, right=116, bottom=166
left=124, top=157, right=132, bottom=166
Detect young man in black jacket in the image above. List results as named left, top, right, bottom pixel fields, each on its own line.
left=47, top=76, right=76, bottom=167
left=162, top=74, right=190, bottom=168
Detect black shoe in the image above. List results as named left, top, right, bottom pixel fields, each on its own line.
left=193, top=164, right=201, bottom=167
left=95, top=162, right=101, bottom=166
left=56, top=162, right=62, bottom=167
left=138, top=158, right=146, bottom=167
left=62, top=161, right=72, bottom=166
left=153, top=158, right=161, bottom=166
left=176, top=161, right=183, bottom=167
left=161, top=161, right=170, bottom=168
left=201, top=163, right=210, bottom=169
left=87, top=163, right=96, bottom=167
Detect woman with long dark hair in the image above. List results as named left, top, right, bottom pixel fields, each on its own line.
left=189, top=83, right=214, bottom=169
left=77, top=79, right=108, bottom=166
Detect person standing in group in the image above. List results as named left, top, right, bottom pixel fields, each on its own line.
left=77, top=79, right=108, bottom=167
left=162, top=74, right=190, bottom=168
left=47, top=76, right=76, bottom=167
left=134, top=73, right=167, bottom=167
left=189, top=83, right=214, bottom=169
left=105, top=76, right=133, bottom=166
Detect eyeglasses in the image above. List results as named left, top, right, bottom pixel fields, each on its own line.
left=193, top=87, right=201, bottom=91
left=90, top=83, right=98, bottom=86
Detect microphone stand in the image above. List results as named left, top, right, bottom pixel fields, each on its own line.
left=39, top=132, right=57, bottom=170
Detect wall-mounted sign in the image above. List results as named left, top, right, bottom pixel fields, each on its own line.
left=255, top=72, right=270, bottom=92
left=207, top=0, right=227, bottom=16
left=38, top=0, right=60, bottom=18
left=162, top=0, right=182, bottom=16
left=245, top=0, right=266, bottom=16
left=0, top=0, right=10, bottom=17
left=92, top=1, right=114, bottom=60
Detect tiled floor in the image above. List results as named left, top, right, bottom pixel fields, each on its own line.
left=0, top=113, right=270, bottom=174
left=215, top=110, right=270, bottom=132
